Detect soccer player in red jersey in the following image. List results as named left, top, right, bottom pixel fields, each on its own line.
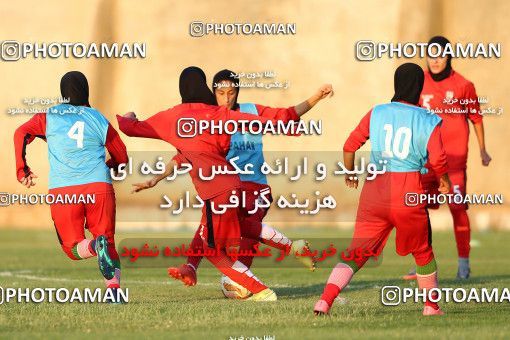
left=313, top=63, right=450, bottom=316
left=13, top=71, right=128, bottom=296
left=118, top=66, right=308, bottom=301
left=160, top=69, right=332, bottom=289
left=404, top=36, right=492, bottom=280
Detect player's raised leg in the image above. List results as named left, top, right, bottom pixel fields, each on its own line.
left=49, top=186, right=117, bottom=283
left=85, top=184, right=120, bottom=285
left=50, top=197, right=89, bottom=261
left=241, top=220, right=316, bottom=271
left=314, top=206, right=392, bottom=315
left=168, top=216, right=316, bottom=288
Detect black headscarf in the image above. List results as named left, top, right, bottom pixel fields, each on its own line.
left=179, top=66, right=216, bottom=105
left=427, top=36, right=452, bottom=82
left=212, top=69, right=240, bottom=110
left=391, top=63, right=424, bottom=105
left=60, top=71, right=90, bottom=106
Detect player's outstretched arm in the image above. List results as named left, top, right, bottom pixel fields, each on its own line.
left=255, top=84, right=334, bottom=122
left=116, top=111, right=161, bottom=140
left=105, top=124, right=129, bottom=169
left=13, top=112, right=46, bottom=188
left=131, top=159, right=177, bottom=193
left=294, top=84, right=334, bottom=117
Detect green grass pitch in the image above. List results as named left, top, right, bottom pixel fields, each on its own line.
left=0, top=228, right=509, bottom=339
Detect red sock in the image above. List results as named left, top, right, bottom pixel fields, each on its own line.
left=321, top=263, right=354, bottom=306
left=451, top=209, right=470, bottom=258
left=321, top=284, right=341, bottom=306
left=417, top=271, right=440, bottom=310
left=426, top=292, right=440, bottom=309
left=73, top=239, right=96, bottom=259
left=258, top=223, right=292, bottom=251
left=207, top=249, right=267, bottom=294
left=186, top=228, right=204, bottom=270
left=238, top=238, right=258, bottom=268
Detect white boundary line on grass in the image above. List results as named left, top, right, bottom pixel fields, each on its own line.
left=0, top=271, right=297, bottom=288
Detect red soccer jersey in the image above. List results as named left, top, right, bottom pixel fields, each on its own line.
left=419, top=70, right=482, bottom=171
left=14, top=112, right=128, bottom=182
left=117, top=103, right=298, bottom=200
left=343, top=106, right=448, bottom=208
left=343, top=108, right=448, bottom=178
left=253, top=104, right=298, bottom=121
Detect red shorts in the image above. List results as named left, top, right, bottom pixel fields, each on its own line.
left=49, top=182, right=116, bottom=251
left=348, top=173, right=434, bottom=266
left=237, top=182, right=272, bottom=256
left=238, top=181, right=272, bottom=228
left=422, top=169, right=467, bottom=210
left=198, top=190, right=241, bottom=250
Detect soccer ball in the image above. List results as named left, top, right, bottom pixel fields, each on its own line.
left=220, top=275, right=252, bottom=299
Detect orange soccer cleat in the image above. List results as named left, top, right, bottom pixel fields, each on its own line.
left=168, top=264, right=197, bottom=286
